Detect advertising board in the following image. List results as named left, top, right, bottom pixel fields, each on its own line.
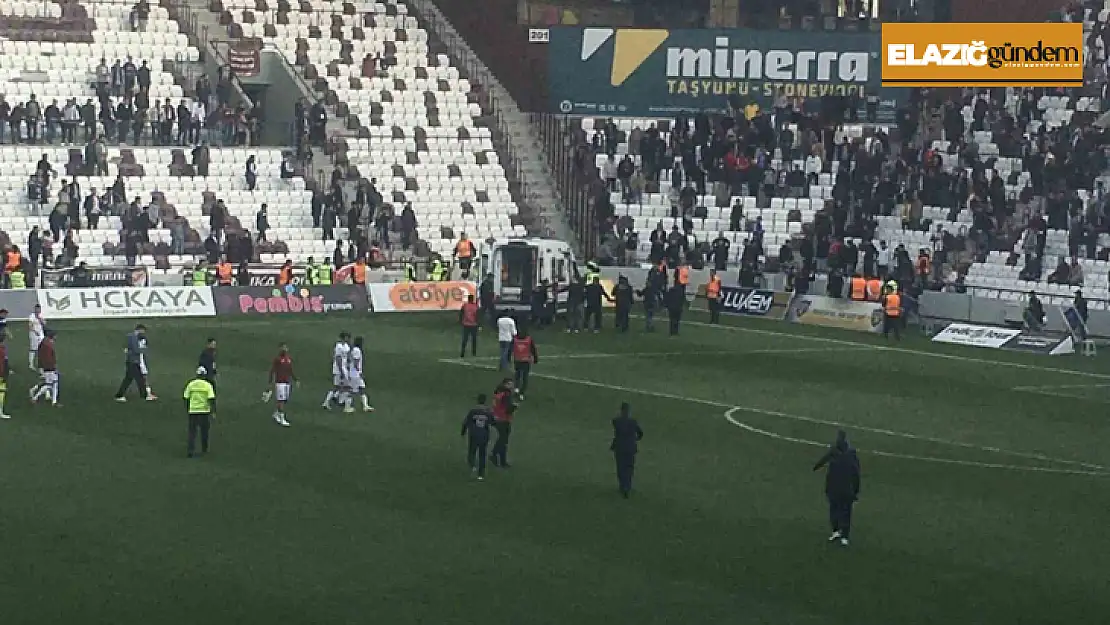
left=548, top=26, right=902, bottom=117
left=718, top=286, right=789, bottom=319
left=369, top=281, right=478, bottom=312
left=789, top=295, right=882, bottom=333
left=37, top=287, right=215, bottom=319
left=39, top=266, right=149, bottom=288
left=931, top=323, right=1021, bottom=349
left=1000, top=333, right=1075, bottom=356
left=213, top=286, right=369, bottom=316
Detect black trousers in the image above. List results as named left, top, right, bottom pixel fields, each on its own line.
left=460, top=326, right=478, bottom=357
left=491, top=421, right=512, bottom=465
left=614, top=451, right=636, bottom=495
left=115, top=361, right=148, bottom=398
left=883, top=314, right=901, bottom=339
left=584, top=307, right=602, bottom=331
left=513, top=362, right=531, bottom=393
left=828, top=497, right=854, bottom=538
left=187, top=413, right=211, bottom=456
left=615, top=306, right=630, bottom=332
left=668, top=307, right=683, bottom=335
left=708, top=298, right=721, bottom=324
left=467, top=434, right=489, bottom=477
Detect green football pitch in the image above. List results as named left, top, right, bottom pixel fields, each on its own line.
left=1, top=311, right=1109, bottom=625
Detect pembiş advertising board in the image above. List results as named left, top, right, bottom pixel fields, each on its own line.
left=931, top=323, right=1020, bottom=349
left=789, top=295, right=882, bottom=333
left=37, top=287, right=215, bottom=319
left=718, top=286, right=789, bottom=319
left=369, top=281, right=478, bottom=312
left=548, top=27, right=903, bottom=117
left=213, top=286, right=369, bottom=316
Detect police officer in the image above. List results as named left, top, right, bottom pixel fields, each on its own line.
left=197, top=337, right=217, bottom=385
left=612, top=275, right=634, bottom=332
left=664, top=283, right=685, bottom=336
left=583, top=260, right=600, bottom=285
left=461, top=393, right=494, bottom=480
left=584, top=276, right=611, bottom=333
left=813, top=430, right=860, bottom=547
left=610, top=402, right=643, bottom=498
left=183, top=366, right=216, bottom=458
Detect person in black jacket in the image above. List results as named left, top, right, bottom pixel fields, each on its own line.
left=610, top=402, right=643, bottom=498
left=813, top=430, right=861, bottom=547
left=584, top=276, right=613, bottom=333
left=565, top=276, right=584, bottom=333
left=611, top=276, right=635, bottom=332
left=461, top=394, right=494, bottom=481
left=664, top=284, right=685, bottom=335
left=197, top=337, right=217, bottom=385
left=636, top=277, right=659, bottom=332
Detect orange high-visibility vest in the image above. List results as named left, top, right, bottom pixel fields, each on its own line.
left=849, top=277, right=866, bottom=301
left=5, top=251, right=19, bottom=271
left=455, top=239, right=472, bottom=258
left=705, top=276, right=721, bottom=299
left=278, top=266, right=293, bottom=286
left=865, top=278, right=882, bottom=302
left=677, top=266, right=689, bottom=285
left=884, top=293, right=902, bottom=317
left=217, top=262, right=232, bottom=285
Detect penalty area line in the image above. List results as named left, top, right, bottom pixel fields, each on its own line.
left=439, top=359, right=1108, bottom=476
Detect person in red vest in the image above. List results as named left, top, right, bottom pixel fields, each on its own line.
left=458, top=294, right=480, bottom=358
left=490, top=377, right=516, bottom=468
left=511, top=329, right=539, bottom=400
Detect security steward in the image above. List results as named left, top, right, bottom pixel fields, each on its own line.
left=459, top=294, right=480, bottom=358
left=216, top=257, right=233, bottom=286
left=583, top=260, right=601, bottom=285
left=705, top=269, right=722, bottom=324
left=610, top=401, right=643, bottom=498
left=584, top=276, right=612, bottom=333
left=183, top=366, right=216, bottom=458
left=305, top=257, right=318, bottom=285
left=453, top=232, right=476, bottom=280
left=8, top=266, right=26, bottom=289
left=675, top=262, right=690, bottom=296
left=197, top=337, right=217, bottom=385
left=490, top=377, right=516, bottom=468
left=429, top=256, right=445, bottom=282
left=278, top=260, right=294, bottom=288
left=664, top=283, right=685, bottom=335
left=880, top=286, right=902, bottom=340
left=849, top=273, right=867, bottom=301
left=511, top=329, right=538, bottom=399
left=316, top=258, right=333, bottom=285
left=191, top=261, right=208, bottom=286
left=813, top=430, right=860, bottom=547
left=461, top=393, right=494, bottom=480
left=865, top=275, right=883, bottom=302
left=612, top=275, right=635, bottom=332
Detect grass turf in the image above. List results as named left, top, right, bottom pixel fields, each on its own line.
left=0, top=311, right=1108, bottom=624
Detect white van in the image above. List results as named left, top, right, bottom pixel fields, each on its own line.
left=476, top=238, right=579, bottom=313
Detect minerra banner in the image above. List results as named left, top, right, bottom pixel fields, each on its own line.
left=548, top=27, right=903, bottom=116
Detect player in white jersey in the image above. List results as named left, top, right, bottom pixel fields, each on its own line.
left=27, top=303, right=44, bottom=370
left=347, top=336, right=374, bottom=413
left=322, top=331, right=351, bottom=410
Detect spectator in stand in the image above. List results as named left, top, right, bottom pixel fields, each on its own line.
left=400, top=202, right=417, bottom=250
left=601, top=155, right=618, bottom=192
left=256, top=204, right=269, bottom=242
left=169, top=217, right=185, bottom=255
left=61, top=231, right=78, bottom=267
left=27, top=227, right=42, bottom=268
left=1046, top=257, right=1070, bottom=284
left=245, top=155, right=257, bottom=191
left=1068, top=257, right=1084, bottom=286
left=1024, top=291, right=1045, bottom=331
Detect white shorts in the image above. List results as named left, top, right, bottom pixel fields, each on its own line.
left=42, top=370, right=58, bottom=384
left=274, top=383, right=291, bottom=402
left=29, top=336, right=42, bottom=352
left=348, top=375, right=365, bottom=391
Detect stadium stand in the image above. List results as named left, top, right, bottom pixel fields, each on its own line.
left=211, top=0, right=527, bottom=259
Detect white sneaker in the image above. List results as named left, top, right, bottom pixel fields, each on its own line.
left=0, top=413, right=11, bottom=419
left=146, top=395, right=158, bottom=401
left=363, top=405, right=374, bottom=412
left=321, top=402, right=331, bottom=410
left=839, top=538, right=849, bottom=547
left=280, top=418, right=291, bottom=427
left=477, top=475, right=484, bottom=481
left=114, top=397, right=127, bottom=403
left=342, top=406, right=355, bottom=414
left=828, top=531, right=841, bottom=542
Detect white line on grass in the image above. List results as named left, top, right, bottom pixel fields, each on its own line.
left=1013, top=383, right=1110, bottom=391
left=452, top=346, right=871, bottom=364
left=439, top=358, right=1108, bottom=476
left=631, top=315, right=1110, bottom=382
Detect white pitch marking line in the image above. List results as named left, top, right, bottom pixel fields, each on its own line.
left=1013, top=383, right=1110, bottom=391
left=449, top=346, right=871, bottom=364
left=722, top=408, right=1109, bottom=477
left=439, top=359, right=1107, bottom=473
left=631, top=314, right=1110, bottom=381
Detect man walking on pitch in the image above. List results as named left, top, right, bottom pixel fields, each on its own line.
left=29, top=329, right=60, bottom=406
left=183, top=366, right=216, bottom=458
left=27, top=303, right=45, bottom=370
left=610, top=402, right=643, bottom=498
left=0, top=338, right=11, bottom=419
left=460, top=393, right=494, bottom=480
left=115, top=324, right=153, bottom=402
left=198, top=337, right=217, bottom=385
left=496, top=310, right=517, bottom=370
left=459, top=294, right=480, bottom=358
left=266, top=342, right=296, bottom=427
left=510, top=329, right=538, bottom=400
left=813, top=430, right=861, bottom=547
left=490, top=378, right=516, bottom=468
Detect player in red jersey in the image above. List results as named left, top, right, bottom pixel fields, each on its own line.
left=265, top=343, right=296, bottom=427
left=30, top=330, right=59, bottom=406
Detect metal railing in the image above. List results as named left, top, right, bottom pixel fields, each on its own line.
left=531, top=112, right=596, bottom=259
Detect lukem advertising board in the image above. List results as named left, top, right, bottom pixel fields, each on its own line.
left=369, top=281, right=478, bottom=312
left=718, top=286, right=789, bottom=319
left=37, top=287, right=216, bottom=319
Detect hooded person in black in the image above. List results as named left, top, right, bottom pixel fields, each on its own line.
left=610, top=402, right=643, bottom=498
left=611, top=276, right=635, bottom=332
left=813, top=430, right=861, bottom=547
